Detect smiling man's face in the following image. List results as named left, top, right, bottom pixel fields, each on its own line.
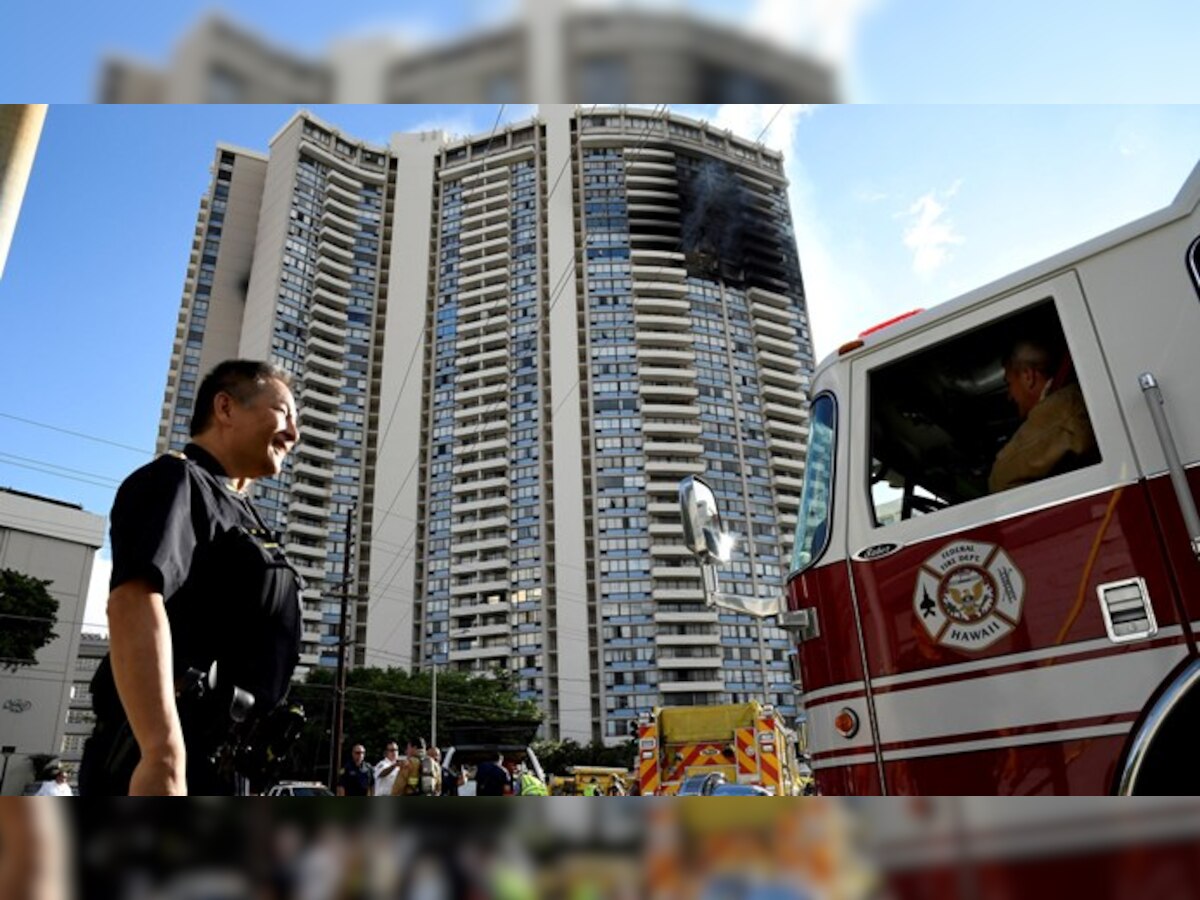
left=226, top=377, right=298, bottom=478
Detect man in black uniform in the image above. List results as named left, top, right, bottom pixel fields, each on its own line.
left=79, top=360, right=302, bottom=795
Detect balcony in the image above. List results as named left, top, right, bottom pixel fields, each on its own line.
left=449, top=644, right=511, bottom=663
left=755, top=332, right=798, bottom=356
left=320, top=223, right=355, bottom=248
left=295, top=443, right=337, bottom=463
left=289, top=520, right=327, bottom=539
left=634, top=296, right=689, bottom=315
left=293, top=461, right=333, bottom=481
left=644, top=459, right=705, bottom=477
left=635, top=313, right=689, bottom=331
left=297, top=400, right=338, bottom=426
left=757, top=350, right=802, bottom=373
left=638, top=381, right=698, bottom=400
left=643, top=420, right=701, bottom=437
left=312, top=301, right=349, bottom=326
left=452, top=417, right=508, bottom=441
left=306, top=334, right=345, bottom=356
left=657, top=656, right=723, bottom=670
left=450, top=575, right=508, bottom=597
left=328, top=168, right=362, bottom=192
left=456, top=363, right=508, bottom=387
left=309, top=318, right=348, bottom=343
left=317, top=254, right=355, bottom=280
left=315, top=269, right=353, bottom=294
left=299, top=422, right=338, bottom=444
left=459, top=215, right=508, bottom=240
left=633, top=279, right=688, bottom=297
left=641, top=403, right=699, bottom=418
left=773, top=473, right=806, bottom=493
left=321, top=207, right=358, bottom=233
left=644, top=440, right=703, bottom=457
left=768, top=434, right=806, bottom=455
left=453, top=494, right=509, bottom=515
left=636, top=330, right=693, bottom=350
left=660, top=679, right=725, bottom=693
left=652, top=565, right=701, bottom=580
left=291, top=481, right=332, bottom=501
left=313, top=285, right=349, bottom=308
left=763, top=402, right=804, bottom=423
left=300, top=385, right=341, bottom=409
left=653, top=587, right=706, bottom=603
left=452, top=475, right=507, bottom=494
left=285, top=541, right=328, bottom=561
left=453, top=536, right=509, bottom=556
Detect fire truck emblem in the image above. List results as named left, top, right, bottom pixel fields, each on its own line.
left=914, top=540, right=1025, bottom=652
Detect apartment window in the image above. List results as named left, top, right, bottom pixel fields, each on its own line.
left=61, top=734, right=88, bottom=754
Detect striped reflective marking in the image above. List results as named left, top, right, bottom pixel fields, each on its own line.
left=756, top=718, right=781, bottom=792
left=735, top=727, right=757, bottom=778
left=638, top=724, right=660, bottom=796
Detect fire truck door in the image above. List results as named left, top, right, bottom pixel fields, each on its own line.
left=843, top=273, right=1189, bottom=794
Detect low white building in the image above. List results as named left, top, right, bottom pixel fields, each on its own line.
left=0, top=487, right=105, bottom=794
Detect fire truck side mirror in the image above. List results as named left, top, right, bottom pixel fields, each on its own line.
left=679, top=476, right=736, bottom=565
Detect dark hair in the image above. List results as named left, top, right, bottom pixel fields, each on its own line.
left=190, top=360, right=291, bottom=436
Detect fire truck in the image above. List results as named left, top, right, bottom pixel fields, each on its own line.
left=681, top=160, right=1200, bottom=794
left=635, top=701, right=803, bottom=795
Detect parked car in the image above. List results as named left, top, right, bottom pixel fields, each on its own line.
left=676, top=773, right=772, bottom=797
left=264, top=781, right=333, bottom=797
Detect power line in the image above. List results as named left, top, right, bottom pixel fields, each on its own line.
left=0, top=411, right=153, bottom=456
left=753, top=105, right=788, bottom=146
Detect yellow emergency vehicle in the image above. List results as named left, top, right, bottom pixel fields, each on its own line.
left=549, top=766, right=630, bottom=796
left=635, top=702, right=802, bottom=796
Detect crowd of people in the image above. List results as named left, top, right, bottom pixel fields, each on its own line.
left=335, top=738, right=555, bottom=797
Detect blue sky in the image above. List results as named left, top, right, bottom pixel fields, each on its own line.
left=1, top=103, right=1199, bottom=631
left=3, top=1, right=1200, bottom=102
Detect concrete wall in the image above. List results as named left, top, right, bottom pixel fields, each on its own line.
left=0, top=490, right=104, bottom=795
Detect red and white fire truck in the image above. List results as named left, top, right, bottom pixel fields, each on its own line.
left=683, top=160, right=1200, bottom=794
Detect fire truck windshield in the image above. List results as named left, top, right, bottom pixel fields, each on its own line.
left=791, top=393, right=835, bottom=574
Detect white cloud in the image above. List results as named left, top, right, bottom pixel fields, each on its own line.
left=900, top=181, right=964, bottom=277
left=854, top=187, right=889, bottom=203
left=741, top=0, right=884, bottom=66
left=710, top=104, right=813, bottom=155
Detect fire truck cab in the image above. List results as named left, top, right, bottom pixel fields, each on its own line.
left=782, top=160, right=1200, bottom=795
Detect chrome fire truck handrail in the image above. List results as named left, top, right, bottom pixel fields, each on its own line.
left=1139, top=372, right=1200, bottom=561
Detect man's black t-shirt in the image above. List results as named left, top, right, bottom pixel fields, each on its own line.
left=81, top=443, right=303, bottom=794
left=474, top=761, right=511, bottom=796
left=339, top=761, right=375, bottom=797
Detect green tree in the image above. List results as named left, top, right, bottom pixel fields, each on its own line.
left=0, top=569, right=58, bottom=671
left=284, top=666, right=544, bottom=783
left=533, top=738, right=637, bottom=775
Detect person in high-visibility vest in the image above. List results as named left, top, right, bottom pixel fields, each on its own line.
left=580, top=779, right=599, bottom=797
left=516, top=766, right=548, bottom=796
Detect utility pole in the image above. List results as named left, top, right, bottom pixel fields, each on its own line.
left=431, top=658, right=437, bottom=750
left=328, top=502, right=356, bottom=790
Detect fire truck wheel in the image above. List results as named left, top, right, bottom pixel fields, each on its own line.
left=1120, top=678, right=1200, bottom=795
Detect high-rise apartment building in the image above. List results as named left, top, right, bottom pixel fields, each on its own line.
left=159, top=107, right=814, bottom=742
left=157, top=116, right=394, bottom=674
